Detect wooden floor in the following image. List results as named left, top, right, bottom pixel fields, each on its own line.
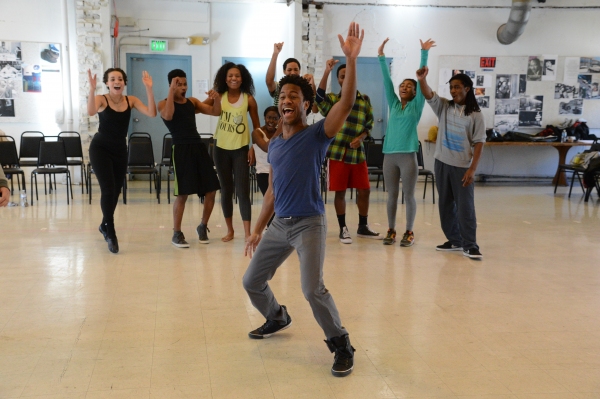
left=0, top=180, right=599, bottom=398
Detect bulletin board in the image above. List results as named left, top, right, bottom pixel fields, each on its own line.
left=0, top=40, right=64, bottom=123
left=438, top=55, right=600, bottom=132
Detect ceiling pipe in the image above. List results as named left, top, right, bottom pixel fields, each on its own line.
left=497, top=0, right=533, bottom=45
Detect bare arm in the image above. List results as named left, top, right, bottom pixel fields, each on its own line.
left=86, top=69, right=104, bottom=116
left=159, top=77, right=180, bottom=121
left=192, top=90, right=221, bottom=116
left=266, top=43, right=283, bottom=94
left=416, top=66, right=434, bottom=100
left=245, top=166, right=275, bottom=258
left=129, top=71, right=157, bottom=117
left=324, top=22, right=364, bottom=138
left=247, top=95, right=261, bottom=132
left=252, top=128, right=269, bottom=153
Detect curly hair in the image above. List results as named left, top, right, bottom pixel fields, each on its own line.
left=103, top=68, right=127, bottom=86
left=278, top=74, right=314, bottom=111
left=167, top=69, right=186, bottom=85
left=213, top=62, right=255, bottom=96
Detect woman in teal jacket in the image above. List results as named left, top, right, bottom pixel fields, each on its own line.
left=378, top=38, right=435, bottom=247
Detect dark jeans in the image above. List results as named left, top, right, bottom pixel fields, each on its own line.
left=434, top=159, right=479, bottom=250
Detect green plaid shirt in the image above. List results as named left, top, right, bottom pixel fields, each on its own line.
left=317, top=90, right=373, bottom=164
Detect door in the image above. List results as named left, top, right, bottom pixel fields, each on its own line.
left=222, top=57, right=272, bottom=122
left=331, top=56, right=391, bottom=140
left=127, top=54, right=192, bottom=164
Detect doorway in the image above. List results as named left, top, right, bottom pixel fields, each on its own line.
left=331, top=56, right=392, bottom=140
left=126, top=53, right=192, bottom=163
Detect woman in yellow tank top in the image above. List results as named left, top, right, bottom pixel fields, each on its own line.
left=205, top=62, right=260, bottom=242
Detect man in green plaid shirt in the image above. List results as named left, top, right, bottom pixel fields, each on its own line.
left=316, top=59, right=381, bottom=244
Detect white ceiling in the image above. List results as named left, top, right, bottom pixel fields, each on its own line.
left=197, top=0, right=600, bottom=6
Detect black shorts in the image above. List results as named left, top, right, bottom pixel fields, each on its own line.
left=172, top=142, right=221, bottom=196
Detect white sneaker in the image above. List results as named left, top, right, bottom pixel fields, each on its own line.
left=339, top=226, right=352, bottom=244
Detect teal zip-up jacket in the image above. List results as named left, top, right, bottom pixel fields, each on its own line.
left=379, top=49, right=428, bottom=154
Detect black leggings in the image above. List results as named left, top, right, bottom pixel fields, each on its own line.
left=89, top=140, right=127, bottom=225
left=213, top=146, right=251, bottom=221
left=257, top=173, right=269, bottom=196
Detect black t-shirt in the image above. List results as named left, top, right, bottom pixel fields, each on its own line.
left=161, top=99, right=201, bottom=145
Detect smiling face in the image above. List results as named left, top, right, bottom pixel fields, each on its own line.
left=264, top=110, right=280, bottom=131
left=278, top=83, right=308, bottom=125
left=284, top=62, right=300, bottom=76
left=106, top=71, right=125, bottom=95
left=449, top=78, right=469, bottom=106
left=399, top=79, right=416, bottom=101
left=226, top=67, right=242, bottom=90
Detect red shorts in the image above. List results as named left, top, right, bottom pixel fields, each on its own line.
left=328, top=159, right=370, bottom=191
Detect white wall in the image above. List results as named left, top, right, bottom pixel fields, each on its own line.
left=321, top=4, right=600, bottom=178
left=0, top=0, right=76, bottom=138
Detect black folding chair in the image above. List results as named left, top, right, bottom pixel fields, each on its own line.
left=123, top=134, right=160, bottom=204
left=554, top=143, right=600, bottom=198
left=58, top=131, right=85, bottom=194
left=0, top=136, right=26, bottom=194
left=403, top=141, right=436, bottom=204
left=366, top=143, right=385, bottom=190
left=30, top=137, right=73, bottom=205
left=158, top=134, right=175, bottom=204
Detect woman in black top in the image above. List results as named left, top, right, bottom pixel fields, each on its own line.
left=87, top=68, right=156, bottom=253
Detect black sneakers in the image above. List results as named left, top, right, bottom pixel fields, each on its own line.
left=324, top=334, right=355, bottom=377
left=172, top=231, right=190, bottom=248
left=248, top=305, right=292, bottom=339
left=356, top=224, right=382, bottom=240
left=436, top=241, right=462, bottom=251
left=196, top=223, right=210, bottom=244
left=463, top=248, right=483, bottom=260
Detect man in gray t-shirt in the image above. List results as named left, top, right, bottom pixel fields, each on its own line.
left=417, top=67, right=485, bottom=259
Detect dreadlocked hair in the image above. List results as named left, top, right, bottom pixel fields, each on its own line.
left=278, top=74, right=315, bottom=111
left=213, top=62, right=255, bottom=96
left=448, top=73, right=480, bottom=116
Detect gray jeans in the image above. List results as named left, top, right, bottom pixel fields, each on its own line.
left=242, top=214, right=347, bottom=339
left=383, top=152, right=418, bottom=231
left=434, top=159, right=479, bottom=250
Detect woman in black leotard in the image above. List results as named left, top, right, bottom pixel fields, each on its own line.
left=87, top=68, right=156, bottom=253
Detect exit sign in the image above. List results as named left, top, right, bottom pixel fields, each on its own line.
left=150, top=39, right=168, bottom=52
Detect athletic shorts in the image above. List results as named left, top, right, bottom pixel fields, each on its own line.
left=172, top=142, right=221, bottom=196
left=328, top=159, right=370, bottom=191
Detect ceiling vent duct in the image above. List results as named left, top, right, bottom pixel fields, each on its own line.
left=497, top=0, right=533, bottom=45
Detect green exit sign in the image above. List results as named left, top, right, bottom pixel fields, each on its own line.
left=149, top=39, right=168, bottom=52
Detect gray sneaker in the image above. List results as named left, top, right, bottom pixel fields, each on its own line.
left=172, top=231, right=190, bottom=248
left=196, top=223, right=210, bottom=244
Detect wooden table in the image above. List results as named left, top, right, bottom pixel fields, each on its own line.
left=425, top=140, right=593, bottom=186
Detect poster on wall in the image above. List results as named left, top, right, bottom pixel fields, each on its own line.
left=519, top=95, right=543, bottom=127
left=22, top=64, right=42, bottom=93
left=495, top=99, right=519, bottom=115
left=0, top=61, right=22, bottom=99
left=438, top=68, right=453, bottom=98
left=555, top=83, right=579, bottom=99
left=564, top=57, right=581, bottom=85
left=0, top=41, right=21, bottom=62
left=476, top=96, right=489, bottom=109
left=519, top=74, right=527, bottom=94
left=495, top=74, right=519, bottom=99
left=542, top=55, right=557, bottom=81
left=519, top=111, right=543, bottom=127
left=578, top=75, right=593, bottom=99
left=526, top=56, right=543, bottom=81
left=0, top=99, right=15, bottom=117
left=494, top=115, right=518, bottom=133
left=475, top=74, right=492, bottom=88
left=559, top=98, right=583, bottom=115
left=579, top=57, right=600, bottom=73
left=39, top=44, right=60, bottom=71
left=475, top=88, right=485, bottom=96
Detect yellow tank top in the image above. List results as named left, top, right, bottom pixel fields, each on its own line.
left=214, top=92, right=250, bottom=150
